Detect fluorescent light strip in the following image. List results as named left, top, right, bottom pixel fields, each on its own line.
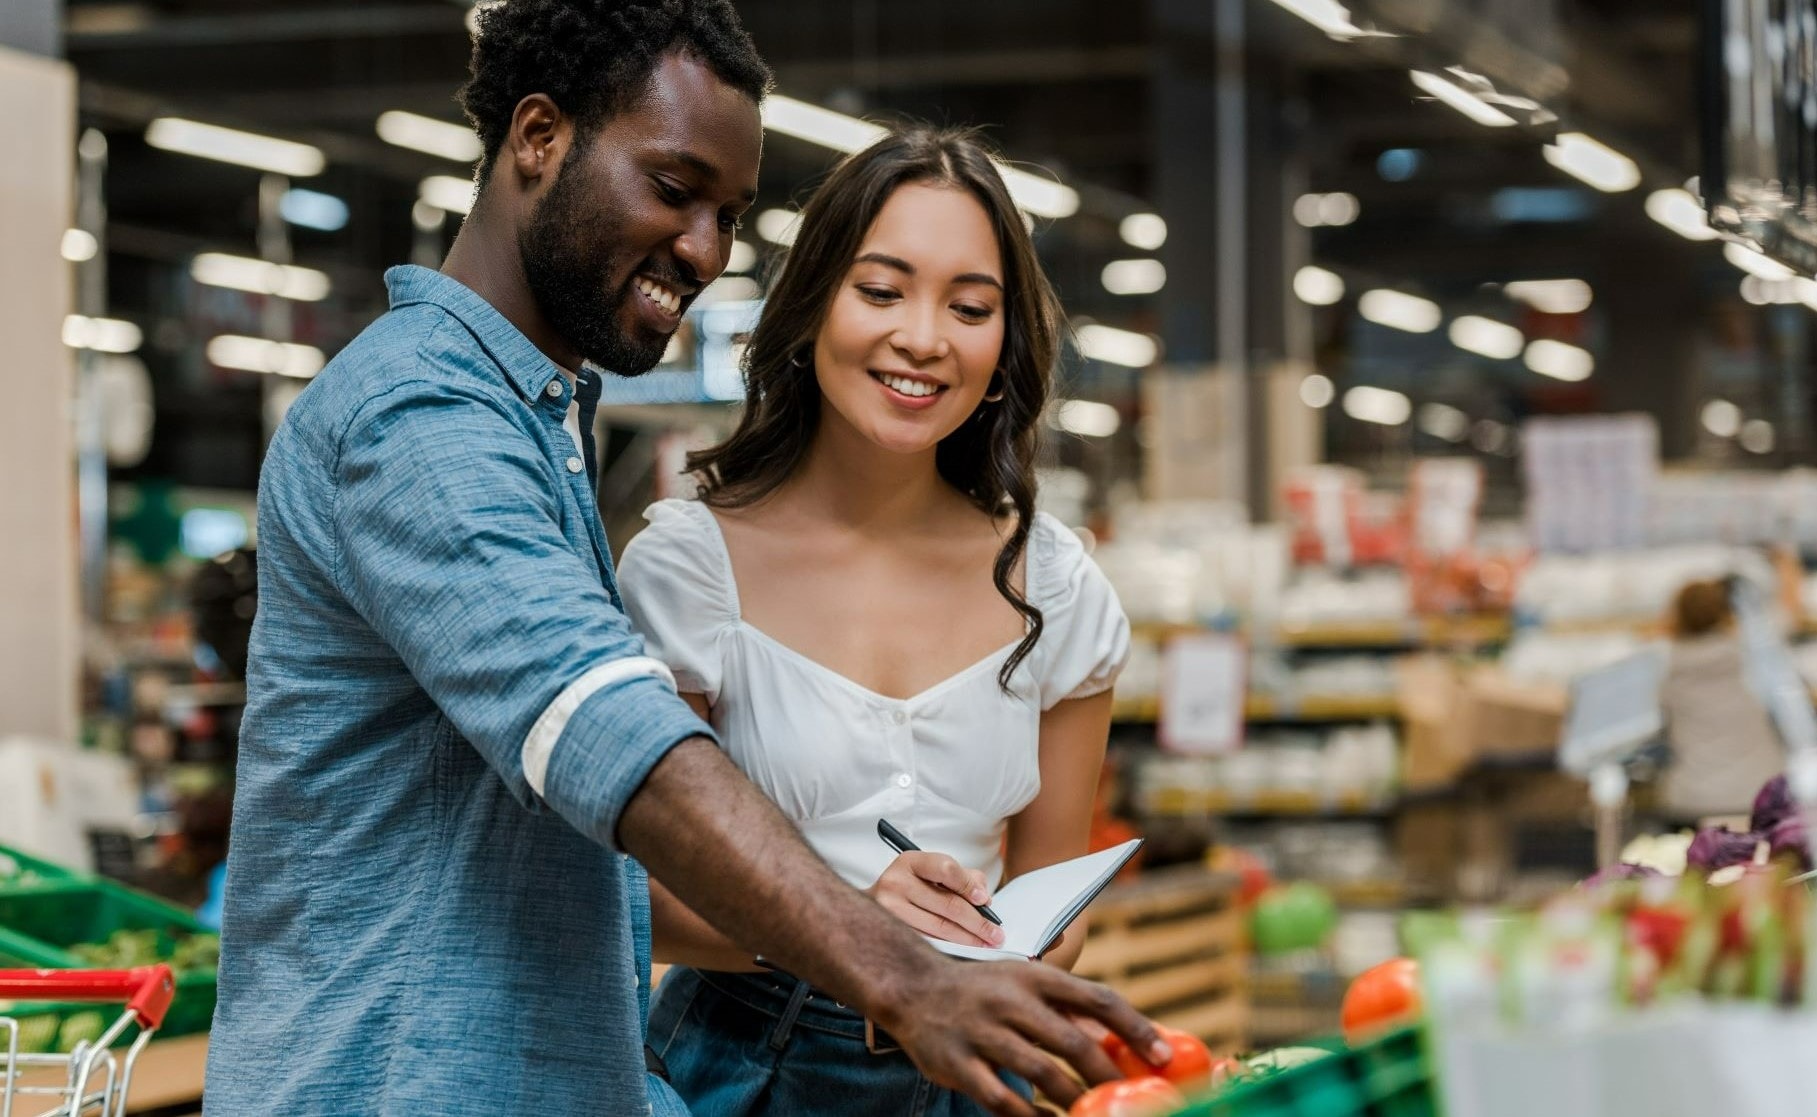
left=1266, top=0, right=1369, bottom=39
left=1053, top=399, right=1121, bottom=438
left=1293, top=265, right=1345, bottom=306
left=279, top=188, right=350, bottom=232
left=206, top=334, right=326, bottom=379
left=377, top=110, right=483, bottom=163
left=1299, top=373, right=1336, bottom=408
left=1504, top=279, right=1593, bottom=314
left=1358, top=288, right=1441, bottom=333
left=61, top=229, right=98, bottom=262
left=146, top=117, right=324, bottom=177
left=755, top=209, right=800, bottom=246
left=726, top=241, right=757, bottom=274
left=1409, top=70, right=1517, bottom=128
left=1101, top=259, right=1166, bottom=295
left=1448, top=315, right=1524, bottom=359
left=191, top=253, right=331, bottom=302
left=420, top=175, right=476, bottom=216
left=1645, top=188, right=1718, bottom=241
left=1076, top=323, right=1159, bottom=368
left=1342, top=385, right=1411, bottom=425
left=63, top=315, right=141, bottom=354
left=1120, top=213, right=1167, bottom=250
left=1723, top=241, right=1796, bottom=281
left=1523, top=338, right=1593, bottom=381
left=1542, top=132, right=1639, bottom=193
left=1418, top=402, right=1470, bottom=442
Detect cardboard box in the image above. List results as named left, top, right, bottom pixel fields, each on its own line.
left=1398, top=656, right=1472, bottom=791
left=1463, top=669, right=1567, bottom=761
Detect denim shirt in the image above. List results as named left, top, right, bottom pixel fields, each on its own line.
left=205, top=266, right=708, bottom=1116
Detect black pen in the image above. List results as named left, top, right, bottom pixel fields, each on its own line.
left=876, top=818, right=1003, bottom=926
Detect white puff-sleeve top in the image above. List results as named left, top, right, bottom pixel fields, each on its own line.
left=618, top=498, right=1130, bottom=892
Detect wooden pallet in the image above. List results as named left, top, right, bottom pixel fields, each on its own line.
left=1074, top=866, right=1248, bottom=1054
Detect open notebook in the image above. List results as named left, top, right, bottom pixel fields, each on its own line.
left=928, top=838, right=1144, bottom=961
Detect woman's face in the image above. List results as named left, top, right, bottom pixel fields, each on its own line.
left=812, top=182, right=1007, bottom=457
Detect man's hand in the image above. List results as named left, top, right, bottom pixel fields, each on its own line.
left=874, top=957, right=1170, bottom=1117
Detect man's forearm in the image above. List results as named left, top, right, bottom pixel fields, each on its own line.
left=618, top=737, right=936, bottom=1018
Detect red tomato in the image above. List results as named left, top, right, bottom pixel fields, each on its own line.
left=1341, top=958, right=1423, bottom=1044
left=1100, top=1025, right=1217, bottom=1088
left=1069, top=1077, right=1186, bottom=1117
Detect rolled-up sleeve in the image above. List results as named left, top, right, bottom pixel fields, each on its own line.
left=330, top=379, right=711, bottom=847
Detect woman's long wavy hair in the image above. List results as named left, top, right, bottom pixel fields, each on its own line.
left=688, top=125, right=1062, bottom=690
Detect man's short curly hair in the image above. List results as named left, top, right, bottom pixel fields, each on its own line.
left=460, top=0, right=772, bottom=175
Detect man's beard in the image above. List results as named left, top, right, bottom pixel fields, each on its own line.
left=519, top=156, right=671, bottom=377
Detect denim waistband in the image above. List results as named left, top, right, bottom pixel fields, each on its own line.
left=692, top=968, right=874, bottom=1043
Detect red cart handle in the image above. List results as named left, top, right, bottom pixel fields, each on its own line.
left=0, top=966, right=176, bottom=1031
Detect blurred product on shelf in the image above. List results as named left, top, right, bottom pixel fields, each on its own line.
left=1522, top=414, right=1658, bottom=553
left=1133, top=724, right=1399, bottom=815
left=1513, top=544, right=1776, bottom=629
left=0, top=739, right=138, bottom=873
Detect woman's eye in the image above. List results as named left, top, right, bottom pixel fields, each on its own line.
left=955, top=304, right=994, bottom=322
left=857, top=285, right=899, bottom=303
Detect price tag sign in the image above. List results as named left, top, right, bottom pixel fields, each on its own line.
left=1159, top=632, right=1247, bottom=755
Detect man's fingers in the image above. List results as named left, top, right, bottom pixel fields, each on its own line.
left=1005, top=997, right=1119, bottom=1086
left=955, top=1049, right=1043, bottom=1117
left=1040, top=971, right=1170, bottom=1072
left=991, top=1034, right=1085, bottom=1110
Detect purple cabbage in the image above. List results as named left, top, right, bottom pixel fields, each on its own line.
left=1686, top=826, right=1759, bottom=871
left=1751, top=775, right=1795, bottom=834
left=1581, top=862, right=1665, bottom=888
left=1767, top=816, right=1811, bottom=870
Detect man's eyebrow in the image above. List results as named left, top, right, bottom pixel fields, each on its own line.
left=669, top=149, right=758, bottom=203
left=853, top=252, right=1003, bottom=290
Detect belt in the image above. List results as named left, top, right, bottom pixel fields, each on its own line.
left=697, top=968, right=902, bottom=1056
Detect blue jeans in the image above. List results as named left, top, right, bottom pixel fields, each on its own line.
left=648, top=967, right=1031, bottom=1117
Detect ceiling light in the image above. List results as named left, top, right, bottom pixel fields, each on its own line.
left=1523, top=338, right=1594, bottom=381
left=1120, top=213, right=1167, bottom=250
left=1541, top=132, right=1640, bottom=193
left=279, top=188, right=349, bottom=232
left=1299, top=373, right=1335, bottom=408
left=1293, top=265, right=1345, bottom=306
left=1741, top=419, right=1775, bottom=454
left=1418, top=402, right=1470, bottom=441
left=411, top=200, right=446, bottom=232
left=1645, top=188, right=1718, bottom=241
left=755, top=209, right=800, bottom=246
left=1319, top=192, right=1360, bottom=225
left=191, top=253, right=331, bottom=302
left=1377, top=148, right=1423, bottom=181
left=760, top=94, right=887, bottom=153
left=61, top=229, right=98, bottom=262
left=206, top=334, right=326, bottom=379
left=419, top=175, right=475, bottom=216
left=1342, top=385, right=1411, bottom=425
left=1358, top=288, right=1441, bottom=333
left=1739, top=276, right=1776, bottom=305
left=1053, top=399, right=1121, bottom=438
left=1292, top=194, right=1324, bottom=227
left=145, top=117, right=325, bottom=177
left=1448, top=315, right=1524, bottom=359
left=376, top=110, right=483, bottom=163
left=1724, top=241, right=1796, bottom=281
left=63, top=315, right=141, bottom=354
left=1701, top=399, right=1741, bottom=438
left=1794, top=278, right=1817, bottom=311
left=1265, top=0, right=1369, bottom=39
left=1472, top=419, right=1512, bottom=454
left=726, top=241, right=757, bottom=275
left=1101, top=259, right=1166, bottom=295
left=1076, top=323, right=1159, bottom=368
left=1409, top=70, right=1517, bottom=127
left=998, top=166, right=1080, bottom=219
left=1504, top=279, right=1593, bottom=314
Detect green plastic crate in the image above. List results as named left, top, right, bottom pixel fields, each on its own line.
left=0, top=880, right=217, bottom=1039
left=0, top=843, right=80, bottom=892
left=1174, top=1029, right=1435, bottom=1117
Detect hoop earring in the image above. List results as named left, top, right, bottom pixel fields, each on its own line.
left=981, top=370, right=1006, bottom=403
left=790, top=349, right=810, bottom=368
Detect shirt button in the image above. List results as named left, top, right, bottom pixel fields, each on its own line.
left=890, top=709, right=908, bottom=725
left=566, top=456, right=584, bottom=474
left=546, top=378, right=563, bottom=399
left=894, top=772, right=913, bottom=789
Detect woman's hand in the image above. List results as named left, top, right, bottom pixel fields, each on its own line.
left=866, top=852, right=1006, bottom=948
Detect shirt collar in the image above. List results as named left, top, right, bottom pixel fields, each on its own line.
left=384, top=265, right=580, bottom=404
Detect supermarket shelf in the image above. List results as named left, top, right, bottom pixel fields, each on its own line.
left=1129, top=615, right=1511, bottom=650
left=1112, top=694, right=1400, bottom=725
left=1137, top=788, right=1397, bottom=819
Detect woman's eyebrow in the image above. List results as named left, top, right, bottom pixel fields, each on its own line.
left=853, top=252, right=1003, bottom=290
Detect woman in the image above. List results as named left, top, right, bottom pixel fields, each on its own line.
left=618, top=126, right=1130, bottom=1116
left=1659, top=577, right=1782, bottom=823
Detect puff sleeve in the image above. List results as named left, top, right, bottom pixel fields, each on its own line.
left=617, top=500, right=736, bottom=704
left=1029, top=513, right=1132, bottom=710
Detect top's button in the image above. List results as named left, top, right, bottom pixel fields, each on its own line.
left=546, top=379, right=564, bottom=399
left=890, top=709, right=908, bottom=726
left=565, top=456, right=584, bottom=474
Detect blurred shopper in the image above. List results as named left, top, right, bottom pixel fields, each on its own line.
left=205, top=5, right=1161, bottom=1117
left=1659, top=578, right=1784, bottom=821
left=622, top=127, right=1131, bottom=1117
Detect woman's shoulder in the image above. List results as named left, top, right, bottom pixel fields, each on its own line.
left=619, top=499, right=735, bottom=615
left=1025, top=512, right=1098, bottom=607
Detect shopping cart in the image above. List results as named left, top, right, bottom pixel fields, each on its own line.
left=0, top=965, right=175, bottom=1117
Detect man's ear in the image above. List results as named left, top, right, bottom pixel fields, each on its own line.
left=504, top=93, right=570, bottom=189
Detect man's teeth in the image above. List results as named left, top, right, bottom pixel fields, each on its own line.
left=635, top=278, right=681, bottom=314
left=879, top=373, right=940, bottom=398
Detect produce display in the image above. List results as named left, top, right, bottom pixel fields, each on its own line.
left=1339, top=958, right=1422, bottom=1044
left=66, top=928, right=221, bottom=973
left=1248, top=882, right=1338, bottom=956
left=0, top=852, right=51, bottom=889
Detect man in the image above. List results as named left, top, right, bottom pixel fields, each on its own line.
left=203, top=3, right=1166, bottom=1115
